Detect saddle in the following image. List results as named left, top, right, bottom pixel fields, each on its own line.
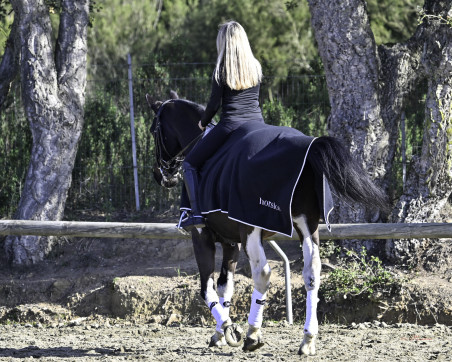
left=181, top=121, right=333, bottom=237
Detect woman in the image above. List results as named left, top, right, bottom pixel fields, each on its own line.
left=180, top=20, right=264, bottom=231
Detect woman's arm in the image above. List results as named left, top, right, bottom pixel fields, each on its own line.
left=200, top=77, right=223, bottom=127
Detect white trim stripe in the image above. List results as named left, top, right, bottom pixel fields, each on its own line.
left=288, top=137, right=317, bottom=235
left=323, top=173, right=334, bottom=232
left=200, top=208, right=294, bottom=237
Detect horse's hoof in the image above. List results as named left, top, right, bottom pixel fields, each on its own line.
left=243, top=326, right=264, bottom=352
left=209, top=331, right=227, bottom=347
left=298, top=332, right=316, bottom=356
left=243, top=336, right=265, bottom=352
left=224, top=323, right=243, bottom=347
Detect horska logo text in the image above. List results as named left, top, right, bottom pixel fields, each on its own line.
left=259, top=197, right=281, bottom=211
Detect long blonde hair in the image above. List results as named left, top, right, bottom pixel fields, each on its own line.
left=214, top=21, right=262, bottom=90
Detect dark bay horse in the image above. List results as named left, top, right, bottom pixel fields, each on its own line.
left=146, top=92, right=388, bottom=356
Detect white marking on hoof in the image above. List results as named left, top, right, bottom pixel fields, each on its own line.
left=209, top=330, right=227, bottom=347
left=298, top=332, right=316, bottom=356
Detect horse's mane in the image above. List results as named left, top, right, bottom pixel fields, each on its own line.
left=174, top=99, right=205, bottom=114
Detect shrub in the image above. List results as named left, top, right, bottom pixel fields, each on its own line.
left=320, top=247, right=397, bottom=302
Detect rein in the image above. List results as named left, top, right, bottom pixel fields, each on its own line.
left=153, top=100, right=204, bottom=180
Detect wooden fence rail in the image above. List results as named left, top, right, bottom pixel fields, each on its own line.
left=0, top=220, right=451, bottom=240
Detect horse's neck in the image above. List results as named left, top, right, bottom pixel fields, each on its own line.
left=173, top=104, right=203, bottom=150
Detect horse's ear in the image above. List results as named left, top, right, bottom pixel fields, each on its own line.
left=146, top=94, right=162, bottom=114
left=145, top=93, right=154, bottom=107
left=169, top=90, right=179, bottom=99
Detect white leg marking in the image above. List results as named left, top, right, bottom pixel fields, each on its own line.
left=245, top=228, right=271, bottom=329
left=205, top=278, right=229, bottom=333
left=294, top=215, right=321, bottom=338
left=246, top=228, right=271, bottom=293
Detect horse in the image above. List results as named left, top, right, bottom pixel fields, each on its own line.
left=145, top=91, right=388, bottom=356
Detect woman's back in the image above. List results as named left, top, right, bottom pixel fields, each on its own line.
left=221, top=83, right=262, bottom=122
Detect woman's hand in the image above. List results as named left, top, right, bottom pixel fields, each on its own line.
left=198, top=121, right=205, bottom=131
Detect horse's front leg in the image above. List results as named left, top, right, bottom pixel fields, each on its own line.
left=242, top=227, right=271, bottom=352
left=214, top=241, right=242, bottom=346
left=217, top=241, right=241, bottom=323
left=294, top=215, right=321, bottom=356
left=191, top=229, right=231, bottom=347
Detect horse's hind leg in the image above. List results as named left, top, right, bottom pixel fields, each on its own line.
left=191, top=229, right=230, bottom=346
left=293, top=215, right=321, bottom=356
left=241, top=227, right=271, bottom=352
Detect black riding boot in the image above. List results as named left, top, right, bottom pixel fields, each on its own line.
left=180, top=163, right=205, bottom=231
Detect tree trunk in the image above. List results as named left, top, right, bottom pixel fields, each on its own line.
left=389, top=0, right=452, bottom=261
left=307, top=0, right=452, bottom=260
left=4, top=0, right=90, bottom=265
left=307, top=0, right=390, bottom=227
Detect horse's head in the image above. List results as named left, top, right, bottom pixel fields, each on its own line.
left=146, top=91, right=204, bottom=188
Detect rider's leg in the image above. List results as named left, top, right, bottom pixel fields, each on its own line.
left=180, top=121, right=239, bottom=231
left=180, top=161, right=205, bottom=230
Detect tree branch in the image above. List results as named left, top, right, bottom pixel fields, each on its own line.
left=378, top=30, right=425, bottom=124
left=56, top=0, right=89, bottom=109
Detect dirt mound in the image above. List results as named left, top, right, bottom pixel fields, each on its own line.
left=0, top=232, right=451, bottom=327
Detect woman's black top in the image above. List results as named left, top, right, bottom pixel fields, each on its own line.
left=200, top=74, right=263, bottom=127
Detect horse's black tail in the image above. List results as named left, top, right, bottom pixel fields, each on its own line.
left=307, top=136, right=390, bottom=215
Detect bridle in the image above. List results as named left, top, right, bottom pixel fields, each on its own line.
left=152, top=100, right=204, bottom=183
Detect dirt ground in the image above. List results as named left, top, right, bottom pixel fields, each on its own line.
left=0, top=319, right=451, bottom=361
left=0, top=214, right=452, bottom=361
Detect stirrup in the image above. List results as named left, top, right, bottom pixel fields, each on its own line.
left=180, top=215, right=205, bottom=231
left=177, top=211, right=205, bottom=231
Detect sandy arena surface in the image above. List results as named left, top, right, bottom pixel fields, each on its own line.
left=0, top=319, right=451, bottom=361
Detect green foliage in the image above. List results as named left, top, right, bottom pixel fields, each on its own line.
left=65, top=81, right=182, bottom=214
left=1, top=0, right=427, bottom=75
left=177, top=0, right=318, bottom=76
left=367, top=0, right=424, bottom=44
left=87, top=0, right=169, bottom=79
left=0, top=1, right=12, bottom=51
left=319, top=239, right=339, bottom=259
left=320, top=247, right=397, bottom=302
left=262, top=99, right=296, bottom=127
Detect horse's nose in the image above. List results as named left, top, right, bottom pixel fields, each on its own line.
left=163, top=178, right=179, bottom=188
left=152, top=164, right=163, bottom=185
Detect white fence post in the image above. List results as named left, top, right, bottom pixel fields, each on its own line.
left=128, top=53, right=140, bottom=211
left=267, top=240, right=293, bottom=324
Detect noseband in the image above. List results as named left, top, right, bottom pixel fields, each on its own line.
left=153, top=100, right=203, bottom=183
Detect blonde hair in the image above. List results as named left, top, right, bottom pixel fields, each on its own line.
left=214, top=21, right=262, bottom=90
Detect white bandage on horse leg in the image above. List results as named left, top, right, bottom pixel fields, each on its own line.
left=210, top=303, right=229, bottom=333
left=218, top=271, right=234, bottom=319
left=205, top=278, right=229, bottom=333
left=248, top=289, right=267, bottom=328
left=219, top=297, right=230, bottom=318
left=304, top=289, right=319, bottom=335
